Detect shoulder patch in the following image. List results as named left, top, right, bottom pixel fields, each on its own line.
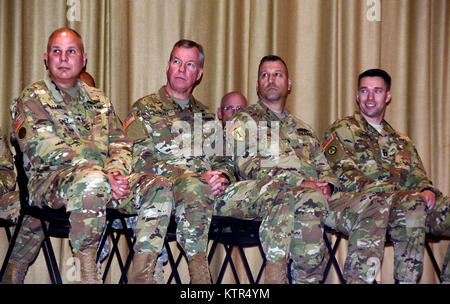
left=123, top=112, right=136, bottom=130
left=322, top=133, right=346, bottom=163
left=13, top=114, right=25, bottom=132
left=322, top=134, right=334, bottom=150
left=227, top=118, right=245, bottom=141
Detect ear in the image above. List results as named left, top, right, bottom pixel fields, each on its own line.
left=196, top=67, right=203, bottom=81
left=44, top=53, right=48, bottom=68
left=83, top=52, right=87, bottom=69
left=385, top=90, right=392, bottom=105
left=288, top=78, right=292, bottom=92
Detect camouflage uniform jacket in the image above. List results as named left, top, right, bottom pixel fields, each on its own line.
left=227, top=100, right=339, bottom=190
left=125, top=86, right=235, bottom=181
left=0, top=131, right=16, bottom=195
left=10, top=72, right=132, bottom=206
left=323, top=111, right=441, bottom=198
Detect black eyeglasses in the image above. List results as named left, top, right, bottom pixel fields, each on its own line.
left=222, top=106, right=244, bottom=112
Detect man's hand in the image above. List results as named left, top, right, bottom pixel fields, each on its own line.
left=201, top=170, right=229, bottom=197
left=107, top=171, right=131, bottom=200
left=301, top=177, right=332, bottom=201
left=420, top=189, right=436, bottom=210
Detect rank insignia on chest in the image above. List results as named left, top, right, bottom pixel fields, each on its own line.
left=123, top=112, right=136, bottom=130
left=382, top=149, right=388, bottom=158
left=14, top=114, right=25, bottom=132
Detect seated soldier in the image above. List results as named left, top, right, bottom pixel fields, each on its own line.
left=2, top=28, right=174, bottom=284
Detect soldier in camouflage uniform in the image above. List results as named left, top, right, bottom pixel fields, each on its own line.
left=323, top=68, right=449, bottom=283
left=2, top=28, right=174, bottom=284
left=215, top=91, right=299, bottom=284
left=227, top=56, right=390, bottom=284
left=125, top=40, right=232, bottom=284
left=0, top=129, right=20, bottom=224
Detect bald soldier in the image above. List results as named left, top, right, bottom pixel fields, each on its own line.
left=323, top=68, right=449, bottom=283
left=2, top=28, right=174, bottom=284
left=227, top=55, right=391, bottom=283
left=0, top=129, right=20, bottom=225
left=125, top=39, right=232, bottom=284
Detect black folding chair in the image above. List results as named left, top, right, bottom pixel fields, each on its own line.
left=321, top=225, right=346, bottom=284
left=97, top=209, right=136, bottom=283
left=208, top=216, right=266, bottom=284
left=0, top=218, right=14, bottom=241
left=0, top=138, right=72, bottom=284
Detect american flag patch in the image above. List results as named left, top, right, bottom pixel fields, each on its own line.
left=14, top=114, right=24, bottom=132
left=123, top=112, right=136, bottom=130
left=322, top=134, right=334, bottom=149
left=227, top=118, right=241, bottom=134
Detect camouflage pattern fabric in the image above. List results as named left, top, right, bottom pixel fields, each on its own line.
left=214, top=178, right=297, bottom=262
left=227, top=101, right=389, bottom=283
left=8, top=73, right=172, bottom=261
left=323, top=111, right=449, bottom=282
left=0, top=130, right=20, bottom=223
left=426, top=196, right=450, bottom=282
left=125, top=86, right=234, bottom=260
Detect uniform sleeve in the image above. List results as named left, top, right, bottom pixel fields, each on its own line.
left=227, top=112, right=305, bottom=186
left=104, top=101, right=132, bottom=175
left=404, top=143, right=442, bottom=198
left=311, top=132, right=340, bottom=193
left=11, top=93, right=81, bottom=173
left=124, top=103, right=185, bottom=177
left=323, top=123, right=396, bottom=193
left=0, top=132, right=16, bottom=194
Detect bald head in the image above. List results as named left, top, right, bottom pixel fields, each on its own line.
left=217, top=91, right=248, bottom=126
left=44, top=28, right=87, bottom=88
left=47, top=28, right=84, bottom=54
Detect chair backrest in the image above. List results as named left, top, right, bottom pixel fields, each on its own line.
left=10, top=137, right=29, bottom=207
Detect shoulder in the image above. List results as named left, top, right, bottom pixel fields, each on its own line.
left=16, top=80, right=47, bottom=101
left=130, top=92, right=162, bottom=111
left=82, top=84, right=111, bottom=105
left=328, top=115, right=358, bottom=133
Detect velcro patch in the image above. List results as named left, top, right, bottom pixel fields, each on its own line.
left=322, top=134, right=334, bottom=150
left=123, top=112, right=136, bottom=130
left=14, top=114, right=25, bottom=132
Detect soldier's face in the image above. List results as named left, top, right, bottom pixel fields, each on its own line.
left=217, top=93, right=247, bottom=125
left=166, top=46, right=203, bottom=99
left=257, top=60, right=291, bottom=104
left=44, top=31, right=86, bottom=88
left=357, top=76, right=392, bottom=124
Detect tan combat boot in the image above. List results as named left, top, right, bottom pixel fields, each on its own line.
left=0, top=261, right=29, bottom=284
left=187, top=252, right=212, bottom=284
left=264, top=259, right=288, bottom=284
left=127, top=252, right=159, bottom=284
left=73, top=248, right=102, bottom=284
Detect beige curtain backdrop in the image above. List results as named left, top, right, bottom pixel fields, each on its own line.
left=0, top=0, right=448, bottom=284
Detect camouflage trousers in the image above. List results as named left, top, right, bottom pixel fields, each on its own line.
left=215, top=180, right=328, bottom=284
left=172, top=172, right=214, bottom=261
left=289, top=188, right=329, bottom=284
left=381, top=191, right=427, bottom=283
left=9, top=166, right=173, bottom=265
left=214, top=179, right=296, bottom=262
left=324, top=192, right=390, bottom=284
left=426, top=196, right=450, bottom=282
left=0, top=191, right=20, bottom=223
